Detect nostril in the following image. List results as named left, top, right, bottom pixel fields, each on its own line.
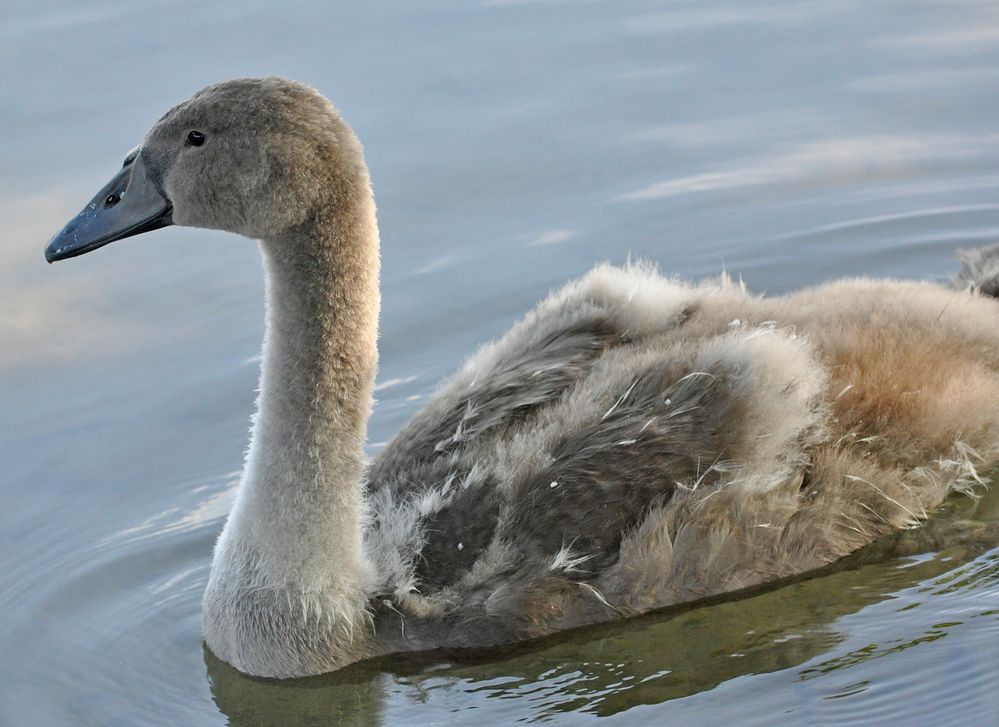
left=105, top=193, right=120, bottom=207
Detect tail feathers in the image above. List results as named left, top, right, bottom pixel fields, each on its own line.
left=954, top=244, right=999, bottom=298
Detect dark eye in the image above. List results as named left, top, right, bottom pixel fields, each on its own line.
left=105, top=193, right=120, bottom=207
left=187, top=130, right=206, bottom=147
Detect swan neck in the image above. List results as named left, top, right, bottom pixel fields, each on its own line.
left=203, top=148, right=382, bottom=676
left=235, top=176, right=379, bottom=584
left=259, top=205, right=381, bottom=454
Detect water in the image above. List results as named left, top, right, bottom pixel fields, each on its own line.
left=2, top=0, right=999, bottom=724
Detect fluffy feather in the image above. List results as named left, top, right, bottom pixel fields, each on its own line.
left=50, top=77, right=999, bottom=678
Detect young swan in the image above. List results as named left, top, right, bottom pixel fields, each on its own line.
left=46, top=77, right=999, bottom=679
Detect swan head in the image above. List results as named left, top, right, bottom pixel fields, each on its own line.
left=45, top=77, right=361, bottom=262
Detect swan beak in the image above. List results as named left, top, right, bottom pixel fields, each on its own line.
left=45, top=150, right=173, bottom=263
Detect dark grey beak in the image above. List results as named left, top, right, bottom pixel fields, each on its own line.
left=45, top=149, right=173, bottom=263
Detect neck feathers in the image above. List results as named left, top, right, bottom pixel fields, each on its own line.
left=210, top=162, right=380, bottom=611
left=259, top=180, right=381, bottom=466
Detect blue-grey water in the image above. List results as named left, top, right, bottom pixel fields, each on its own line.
left=2, top=0, right=999, bottom=724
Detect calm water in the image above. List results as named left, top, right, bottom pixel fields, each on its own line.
left=2, top=0, right=999, bottom=724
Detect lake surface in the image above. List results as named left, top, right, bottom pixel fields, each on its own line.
left=2, top=0, right=999, bottom=724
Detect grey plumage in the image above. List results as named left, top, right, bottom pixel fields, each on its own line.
left=365, top=265, right=999, bottom=648
left=955, top=243, right=999, bottom=297
left=46, top=77, right=999, bottom=679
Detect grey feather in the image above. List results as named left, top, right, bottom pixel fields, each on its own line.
left=954, top=243, right=999, bottom=297
left=63, top=78, right=997, bottom=678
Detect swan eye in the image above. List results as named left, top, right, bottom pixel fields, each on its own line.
left=187, top=130, right=206, bottom=147
left=105, top=193, right=120, bottom=207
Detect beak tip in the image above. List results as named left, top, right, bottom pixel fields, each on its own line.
left=44, top=237, right=68, bottom=264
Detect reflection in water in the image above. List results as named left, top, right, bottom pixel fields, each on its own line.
left=206, top=483, right=999, bottom=725
left=206, top=649, right=387, bottom=726
left=0, top=195, right=146, bottom=373
left=799, top=552, right=999, bottom=678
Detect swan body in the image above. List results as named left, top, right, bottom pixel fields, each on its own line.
left=44, top=78, right=999, bottom=678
